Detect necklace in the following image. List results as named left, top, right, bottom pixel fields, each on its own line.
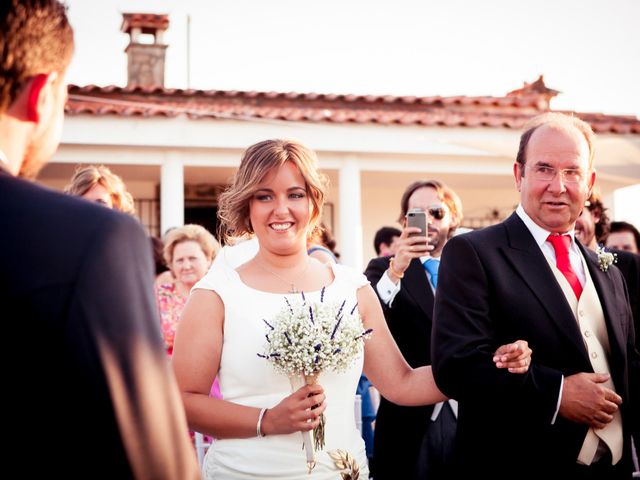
left=257, top=258, right=311, bottom=293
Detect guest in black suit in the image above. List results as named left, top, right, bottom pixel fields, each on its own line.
left=0, top=2, right=199, bottom=478
left=606, top=221, right=640, bottom=254
left=365, top=180, right=531, bottom=479
left=577, top=192, right=640, bottom=468
left=373, top=226, right=402, bottom=257
left=432, top=112, right=640, bottom=478
left=576, top=192, right=640, bottom=350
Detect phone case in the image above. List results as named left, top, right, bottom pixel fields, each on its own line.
left=407, top=210, right=426, bottom=237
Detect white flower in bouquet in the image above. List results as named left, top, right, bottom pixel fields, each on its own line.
left=258, top=288, right=372, bottom=472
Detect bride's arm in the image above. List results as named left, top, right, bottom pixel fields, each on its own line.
left=173, top=289, right=258, bottom=438
left=358, top=285, right=533, bottom=406
left=173, top=289, right=326, bottom=439
left=358, top=285, right=446, bottom=406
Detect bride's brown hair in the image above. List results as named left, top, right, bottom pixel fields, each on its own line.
left=217, top=139, right=328, bottom=244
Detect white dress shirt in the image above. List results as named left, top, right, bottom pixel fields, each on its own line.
left=376, top=255, right=434, bottom=306
left=515, top=204, right=588, bottom=424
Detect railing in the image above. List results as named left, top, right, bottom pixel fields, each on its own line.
left=134, top=198, right=160, bottom=237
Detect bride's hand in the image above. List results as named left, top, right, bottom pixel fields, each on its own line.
left=261, top=384, right=327, bottom=435
left=492, top=340, right=532, bottom=374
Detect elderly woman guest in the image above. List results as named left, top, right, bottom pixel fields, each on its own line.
left=172, top=139, right=533, bottom=479
left=156, top=224, right=220, bottom=356
left=64, top=164, right=135, bottom=213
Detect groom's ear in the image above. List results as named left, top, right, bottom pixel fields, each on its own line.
left=25, top=73, right=53, bottom=122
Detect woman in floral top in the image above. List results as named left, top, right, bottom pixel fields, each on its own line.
left=156, top=224, right=220, bottom=356
left=156, top=224, right=222, bottom=450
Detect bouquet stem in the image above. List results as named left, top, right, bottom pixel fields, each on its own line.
left=289, top=373, right=325, bottom=473
left=304, top=373, right=326, bottom=452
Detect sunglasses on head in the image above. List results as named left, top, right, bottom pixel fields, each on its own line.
left=427, top=206, right=446, bottom=220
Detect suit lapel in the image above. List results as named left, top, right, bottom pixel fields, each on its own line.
left=402, top=258, right=434, bottom=318
left=500, top=214, right=588, bottom=359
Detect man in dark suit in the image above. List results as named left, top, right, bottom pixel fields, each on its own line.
left=364, top=180, right=463, bottom=480
left=432, top=112, right=640, bottom=478
left=0, top=2, right=199, bottom=478
left=576, top=192, right=640, bottom=350
left=577, top=192, right=640, bottom=468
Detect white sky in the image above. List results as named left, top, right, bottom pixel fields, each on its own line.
left=65, top=0, right=640, bottom=116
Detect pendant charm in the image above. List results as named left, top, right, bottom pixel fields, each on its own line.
left=290, top=285, right=298, bottom=294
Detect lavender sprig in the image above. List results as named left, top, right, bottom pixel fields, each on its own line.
left=263, top=319, right=274, bottom=330
left=330, top=315, right=343, bottom=340
left=284, top=297, right=294, bottom=315
left=259, top=296, right=372, bottom=376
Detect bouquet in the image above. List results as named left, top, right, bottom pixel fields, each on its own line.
left=258, top=288, right=372, bottom=472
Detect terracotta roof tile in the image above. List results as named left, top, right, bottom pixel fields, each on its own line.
left=65, top=83, right=639, bottom=135
left=121, top=13, right=169, bottom=34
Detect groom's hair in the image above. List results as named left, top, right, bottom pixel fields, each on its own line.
left=0, top=0, right=74, bottom=113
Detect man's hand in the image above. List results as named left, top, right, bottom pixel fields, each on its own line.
left=389, top=226, right=433, bottom=276
left=559, top=372, right=622, bottom=429
left=492, top=340, right=532, bottom=373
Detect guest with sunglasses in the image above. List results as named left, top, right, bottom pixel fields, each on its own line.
left=364, top=180, right=525, bottom=480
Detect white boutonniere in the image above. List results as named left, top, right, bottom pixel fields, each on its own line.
left=595, top=245, right=617, bottom=272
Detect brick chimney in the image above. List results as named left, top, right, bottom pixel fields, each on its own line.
left=121, top=13, right=169, bottom=87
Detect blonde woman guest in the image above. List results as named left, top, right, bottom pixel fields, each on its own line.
left=64, top=164, right=135, bottom=213
left=172, top=139, right=532, bottom=479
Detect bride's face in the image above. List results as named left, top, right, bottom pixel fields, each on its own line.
left=249, top=161, right=312, bottom=255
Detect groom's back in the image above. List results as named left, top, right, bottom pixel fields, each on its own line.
left=1, top=175, right=136, bottom=477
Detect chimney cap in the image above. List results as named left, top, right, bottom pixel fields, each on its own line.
left=121, top=13, right=169, bottom=34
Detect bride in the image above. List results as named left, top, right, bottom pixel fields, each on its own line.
left=172, top=139, right=532, bottom=479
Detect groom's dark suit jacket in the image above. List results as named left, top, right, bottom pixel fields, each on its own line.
left=431, top=213, right=640, bottom=477
left=0, top=170, right=199, bottom=479
left=365, top=256, right=435, bottom=480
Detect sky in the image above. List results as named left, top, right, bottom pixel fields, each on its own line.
left=64, top=0, right=640, bottom=117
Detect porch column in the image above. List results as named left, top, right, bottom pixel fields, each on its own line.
left=338, top=157, right=363, bottom=270
left=612, top=184, right=640, bottom=227
left=160, top=154, right=184, bottom=235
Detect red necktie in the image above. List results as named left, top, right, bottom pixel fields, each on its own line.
left=547, top=234, right=583, bottom=299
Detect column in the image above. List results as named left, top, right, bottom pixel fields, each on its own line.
left=160, top=154, right=184, bottom=235
left=612, top=184, right=640, bottom=226
left=339, top=157, right=363, bottom=270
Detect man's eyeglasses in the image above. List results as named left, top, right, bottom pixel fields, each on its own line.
left=427, top=206, right=446, bottom=220
left=528, top=165, right=584, bottom=184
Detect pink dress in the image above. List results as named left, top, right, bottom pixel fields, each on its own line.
left=155, top=282, right=186, bottom=356
left=155, top=282, right=221, bottom=439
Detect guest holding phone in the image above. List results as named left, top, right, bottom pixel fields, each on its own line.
left=364, top=180, right=525, bottom=480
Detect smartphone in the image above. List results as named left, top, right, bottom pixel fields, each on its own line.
left=406, top=208, right=427, bottom=237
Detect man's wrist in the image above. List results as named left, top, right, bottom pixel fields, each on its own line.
left=388, top=257, right=404, bottom=280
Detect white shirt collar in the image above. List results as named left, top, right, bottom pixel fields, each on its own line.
left=515, top=204, right=577, bottom=248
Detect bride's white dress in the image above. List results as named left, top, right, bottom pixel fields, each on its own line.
left=194, top=262, right=369, bottom=479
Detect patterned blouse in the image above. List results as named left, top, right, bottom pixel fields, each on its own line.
left=155, top=282, right=187, bottom=356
